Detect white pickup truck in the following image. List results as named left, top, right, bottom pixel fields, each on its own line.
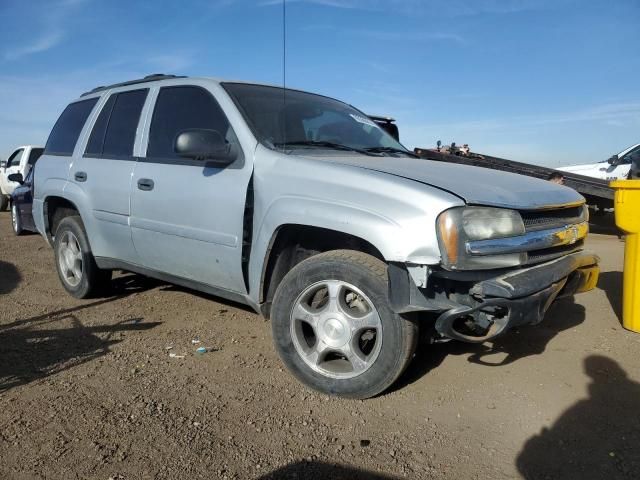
left=557, top=143, right=640, bottom=181
left=0, top=146, right=43, bottom=211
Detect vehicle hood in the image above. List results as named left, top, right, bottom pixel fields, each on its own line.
left=317, top=155, right=584, bottom=210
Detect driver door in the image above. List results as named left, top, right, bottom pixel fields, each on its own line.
left=2, top=148, right=24, bottom=195
left=130, top=85, right=252, bottom=293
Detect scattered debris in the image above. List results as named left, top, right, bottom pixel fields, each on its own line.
left=191, top=339, right=201, bottom=345
left=360, top=439, right=371, bottom=447
left=196, top=347, right=207, bottom=354
left=169, top=353, right=185, bottom=359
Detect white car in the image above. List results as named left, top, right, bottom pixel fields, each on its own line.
left=0, top=145, right=43, bottom=211
left=557, top=143, right=640, bottom=181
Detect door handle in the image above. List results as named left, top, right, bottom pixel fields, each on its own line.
left=137, top=178, right=154, bottom=191
left=74, top=171, right=87, bottom=182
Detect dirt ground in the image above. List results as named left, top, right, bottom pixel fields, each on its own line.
left=1, top=212, right=638, bottom=480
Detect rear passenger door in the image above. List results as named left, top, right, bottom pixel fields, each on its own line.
left=73, top=88, right=149, bottom=263
left=130, top=85, right=252, bottom=293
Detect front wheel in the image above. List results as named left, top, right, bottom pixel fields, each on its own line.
left=54, top=215, right=112, bottom=298
left=271, top=250, right=418, bottom=399
left=11, top=202, right=23, bottom=236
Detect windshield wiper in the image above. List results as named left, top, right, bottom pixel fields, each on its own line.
left=364, top=146, right=418, bottom=158
left=274, top=140, right=380, bottom=156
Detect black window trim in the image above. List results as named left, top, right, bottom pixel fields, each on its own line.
left=45, top=97, right=100, bottom=157
left=142, top=84, right=245, bottom=169
left=83, top=88, right=149, bottom=161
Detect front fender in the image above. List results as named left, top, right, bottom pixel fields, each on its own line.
left=247, top=193, right=451, bottom=303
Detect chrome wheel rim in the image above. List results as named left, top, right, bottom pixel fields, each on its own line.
left=58, top=231, right=83, bottom=287
left=11, top=204, right=17, bottom=232
left=290, top=280, right=383, bottom=379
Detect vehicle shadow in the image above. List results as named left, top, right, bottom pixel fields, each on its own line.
left=395, top=297, right=586, bottom=390
left=0, top=314, right=160, bottom=393
left=597, top=270, right=623, bottom=323
left=0, top=260, right=21, bottom=294
left=516, top=355, right=640, bottom=479
left=1, top=272, right=162, bottom=332
left=256, top=461, right=398, bottom=479
left=0, top=272, right=163, bottom=393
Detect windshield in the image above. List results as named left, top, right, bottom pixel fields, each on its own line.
left=222, top=83, right=409, bottom=155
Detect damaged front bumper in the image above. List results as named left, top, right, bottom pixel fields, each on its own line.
left=389, top=251, right=600, bottom=343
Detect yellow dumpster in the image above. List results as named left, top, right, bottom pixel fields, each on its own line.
left=610, top=180, right=640, bottom=333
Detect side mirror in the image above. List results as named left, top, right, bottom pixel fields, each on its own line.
left=7, top=173, right=24, bottom=184
left=174, top=129, right=236, bottom=165
left=608, top=155, right=621, bottom=166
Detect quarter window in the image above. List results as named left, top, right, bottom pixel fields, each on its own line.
left=85, top=95, right=116, bottom=155
left=147, top=86, right=235, bottom=159
left=86, top=89, right=148, bottom=157
left=45, top=98, right=98, bottom=156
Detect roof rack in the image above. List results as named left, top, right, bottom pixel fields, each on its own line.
left=80, top=74, right=187, bottom=97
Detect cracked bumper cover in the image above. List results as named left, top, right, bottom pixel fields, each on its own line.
left=389, top=251, right=600, bottom=343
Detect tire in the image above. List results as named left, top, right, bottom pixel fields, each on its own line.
left=53, top=215, right=112, bottom=298
left=11, top=202, right=23, bottom=236
left=0, top=195, right=8, bottom=212
left=271, top=250, right=418, bottom=399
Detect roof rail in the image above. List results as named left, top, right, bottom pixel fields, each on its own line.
left=80, top=74, right=187, bottom=97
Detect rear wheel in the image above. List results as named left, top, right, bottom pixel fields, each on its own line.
left=271, top=250, right=418, bottom=399
left=11, top=202, right=23, bottom=236
left=54, top=215, right=111, bottom=298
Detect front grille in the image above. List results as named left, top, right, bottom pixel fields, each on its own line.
left=524, top=239, right=584, bottom=266
left=520, top=205, right=585, bottom=232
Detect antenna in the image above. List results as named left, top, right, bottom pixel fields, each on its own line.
left=282, top=0, right=286, bottom=91
left=282, top=0, right=287, bottom=149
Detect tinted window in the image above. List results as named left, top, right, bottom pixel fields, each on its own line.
left=7, top=149, right=23, bottom=167
left=86, top=89, right=147, bottom=157
left=147, top=86, right=233, bottom=159
left=85, top=95, right=116, bottom=155
left=28, top=148, right=44, bottom=165
left=45, top=98, right=98, bottom=155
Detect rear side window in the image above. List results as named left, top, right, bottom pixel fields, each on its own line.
left=28, top=148, right=44, bottom=165
left=147, top=86, right=233, bottom=159
left=45, top=98, right=98, bottom=156
left=86, top=89, right=148, bottom=157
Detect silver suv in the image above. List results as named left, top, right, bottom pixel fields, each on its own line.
left=33, top=74, right=599, bottom=398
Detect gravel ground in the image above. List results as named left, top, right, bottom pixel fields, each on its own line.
left=1, top=212, right=639, bottom=480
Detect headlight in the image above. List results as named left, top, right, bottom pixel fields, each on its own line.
left=437, top=207, right=526, bottom=270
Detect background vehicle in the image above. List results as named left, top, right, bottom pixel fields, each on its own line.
left=33, top=74, right=599, bottom=399
left=0, top=146, right=43, bottom=211
left=8, top=169, right=37, bottom=235
left=557, top=143, right=640, bottom=181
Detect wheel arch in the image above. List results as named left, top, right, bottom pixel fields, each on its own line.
left=257, top=223, right=386, bottom=317
left=42, top=194, right=83, bottom=244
